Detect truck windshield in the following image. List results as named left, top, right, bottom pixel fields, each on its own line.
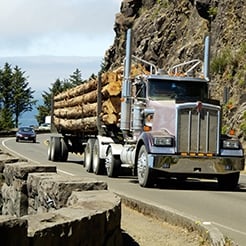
left=148, top=78, right=208, bottom=101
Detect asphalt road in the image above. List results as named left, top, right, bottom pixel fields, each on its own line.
left=1, top=133, right=246, bottom=245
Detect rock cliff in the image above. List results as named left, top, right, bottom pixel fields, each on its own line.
left=104, top=0, right=246, bottom=142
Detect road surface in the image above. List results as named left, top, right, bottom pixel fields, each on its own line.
left=1, top=133, right=246, bottom=245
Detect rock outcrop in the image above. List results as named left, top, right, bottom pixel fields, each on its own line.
left=104, top=0, right=246, bottom=142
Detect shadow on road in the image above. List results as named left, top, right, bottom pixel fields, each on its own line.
left=121, top=230, right=140, bottom=246
left=128, top=175, right=246, bottom=192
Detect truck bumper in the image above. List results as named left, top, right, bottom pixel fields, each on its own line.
left=151, top=155, right=245, bottom=176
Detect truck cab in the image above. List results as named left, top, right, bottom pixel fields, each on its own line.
left=107, top=70, right=244, bottom=189
left=105, top=30, right=244, bottom=189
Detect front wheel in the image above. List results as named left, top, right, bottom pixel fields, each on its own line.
left=105, top=147, right=121, bottom=177
left=137, top=145, right=153, bottom=187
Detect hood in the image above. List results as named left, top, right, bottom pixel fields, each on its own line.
left=148, top=100, right=176, bottom=135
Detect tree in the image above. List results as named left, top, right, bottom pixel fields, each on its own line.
left=69, top=68, right=84, bottom=86
left=36, top=78, right=66, bottom=125
left=0, top=63, right=14, bottom=129
left=36, top=91, right=52, bottom=125
left=51, top=78, right=66, bottom=96
left=0, top=108, right=13, bottom=130
left=36, top=68, right=88, bottom=125
left=11, top=66, right=37, bottom=127
left=0, top=63, right=36, bottom=129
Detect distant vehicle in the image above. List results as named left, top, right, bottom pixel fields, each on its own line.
left=16, top=127, right=36, bottom=143
left=38, top=123, right=51, bottom=131
left=45, top=115, right=51, bottom=124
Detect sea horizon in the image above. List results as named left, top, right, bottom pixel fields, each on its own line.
left=19, top=107, right=39, bottom=127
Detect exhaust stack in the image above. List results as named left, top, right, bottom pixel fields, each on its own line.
left=120, top=29, right=132, bottom=131
left=203, top=35, right=210, bottom=81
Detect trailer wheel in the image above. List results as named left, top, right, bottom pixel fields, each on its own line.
left=105, top=146, right=121, bottom=177
left=92, top=139, right=104, bottom=175
left=60, top=138, right=68, bottom=162
left=137, top=145, right=153, bottom=187
left=50, top=137, right=61, bottom=162
left=84, top=139, right=95, bottom=172
left=217, top=172, right=239, bottom=190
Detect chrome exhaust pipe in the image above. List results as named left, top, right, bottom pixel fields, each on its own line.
left=120, top=29, right=132, bottom=131
left=203, top=35, right=210, bottom=81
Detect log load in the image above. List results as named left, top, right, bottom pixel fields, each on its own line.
left=53, top=64, right=149, bottom=133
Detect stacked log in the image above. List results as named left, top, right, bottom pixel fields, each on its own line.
left=53, top=64, right=149, bottom=133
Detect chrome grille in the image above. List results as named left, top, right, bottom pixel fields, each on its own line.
left=177, top=103, right=220, bottom=154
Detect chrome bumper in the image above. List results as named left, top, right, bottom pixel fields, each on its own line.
left=151, top=155, right=245, bottom=174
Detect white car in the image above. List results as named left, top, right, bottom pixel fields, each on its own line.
left=38, top=123, right=51, bottom=131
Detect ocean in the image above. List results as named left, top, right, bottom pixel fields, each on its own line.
left=19, top=108, right=39, bottom=127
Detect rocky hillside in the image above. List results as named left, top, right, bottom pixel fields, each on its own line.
left=104, top=0, right=246, bottom=142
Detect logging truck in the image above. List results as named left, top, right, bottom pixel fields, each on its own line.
left=48, top=29, right=245, bottom=189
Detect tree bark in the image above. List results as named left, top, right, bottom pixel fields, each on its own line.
left=54, top=103, right=97, bottom=119
left=54, top=79, right=98, bottom=101
left=52, top=64, right=149, bottom=133
left=54, top=116, right=97, bottom=132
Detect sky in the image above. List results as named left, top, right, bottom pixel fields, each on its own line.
left=0, top=0, right=121, bottom=57
left=0, top=0, right=122, bottom=126
left=0, top=0, right=122, bottom=91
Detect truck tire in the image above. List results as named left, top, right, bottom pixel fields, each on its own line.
left=217, top=172, right=239, bottom=190
left=92, top=139, right=105, bottom=175
left=60, top=138, right=68, bottom=162
left=84, top=139, right=95, bottom=172
left=48, top=140, right=52, bottom=160
left=50, top=137, right=61, bottom=162
left=137, top=145, right=153, bottom=187
left=105, top=146, right=121, bottom=177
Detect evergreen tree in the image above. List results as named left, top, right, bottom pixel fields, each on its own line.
left=36, top=78, right=66, bottom=125
left=0, top=63, right=14, bottom=129
left=36, top=69, right=88, bottom=125
left=0, top=108, right=13, bottom=130
left=0, top=63, right=36, bottom=129
left=60, top=78, right=73, bottom=91
left=11, top=66, right=37, bottom=127
left=36, top=91, right=52, bottom=125
left=52, top=78, right=72, bottom=96
left=69, top=68, right=83, bottom=86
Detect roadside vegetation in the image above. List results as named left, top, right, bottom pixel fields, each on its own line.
left=35, top=68, right=96, bottom=125
left=0, top=63, right=36, bottom=130
left=0, top=61, right=96, bottom=130
left=211, top=42, right=246, bottom=139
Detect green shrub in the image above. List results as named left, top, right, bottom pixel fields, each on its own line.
left=208, top=7, right=218, bottom=19
left=211, top=49, right=232, bottom=75
left=240, top=112, right=246, bottom=136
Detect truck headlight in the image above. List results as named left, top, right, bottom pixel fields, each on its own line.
left=154, top=137, right=173, bottom=147
left=222, top=139, right=240, bottom=149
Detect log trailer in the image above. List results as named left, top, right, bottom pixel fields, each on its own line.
left=48, top=29, right=245, bottom=189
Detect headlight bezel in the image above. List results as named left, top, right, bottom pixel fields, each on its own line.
left=153, top=136, right=174, bottom=147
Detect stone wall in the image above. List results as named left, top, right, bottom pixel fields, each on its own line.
left=0, top=150, right=122, bottom=246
